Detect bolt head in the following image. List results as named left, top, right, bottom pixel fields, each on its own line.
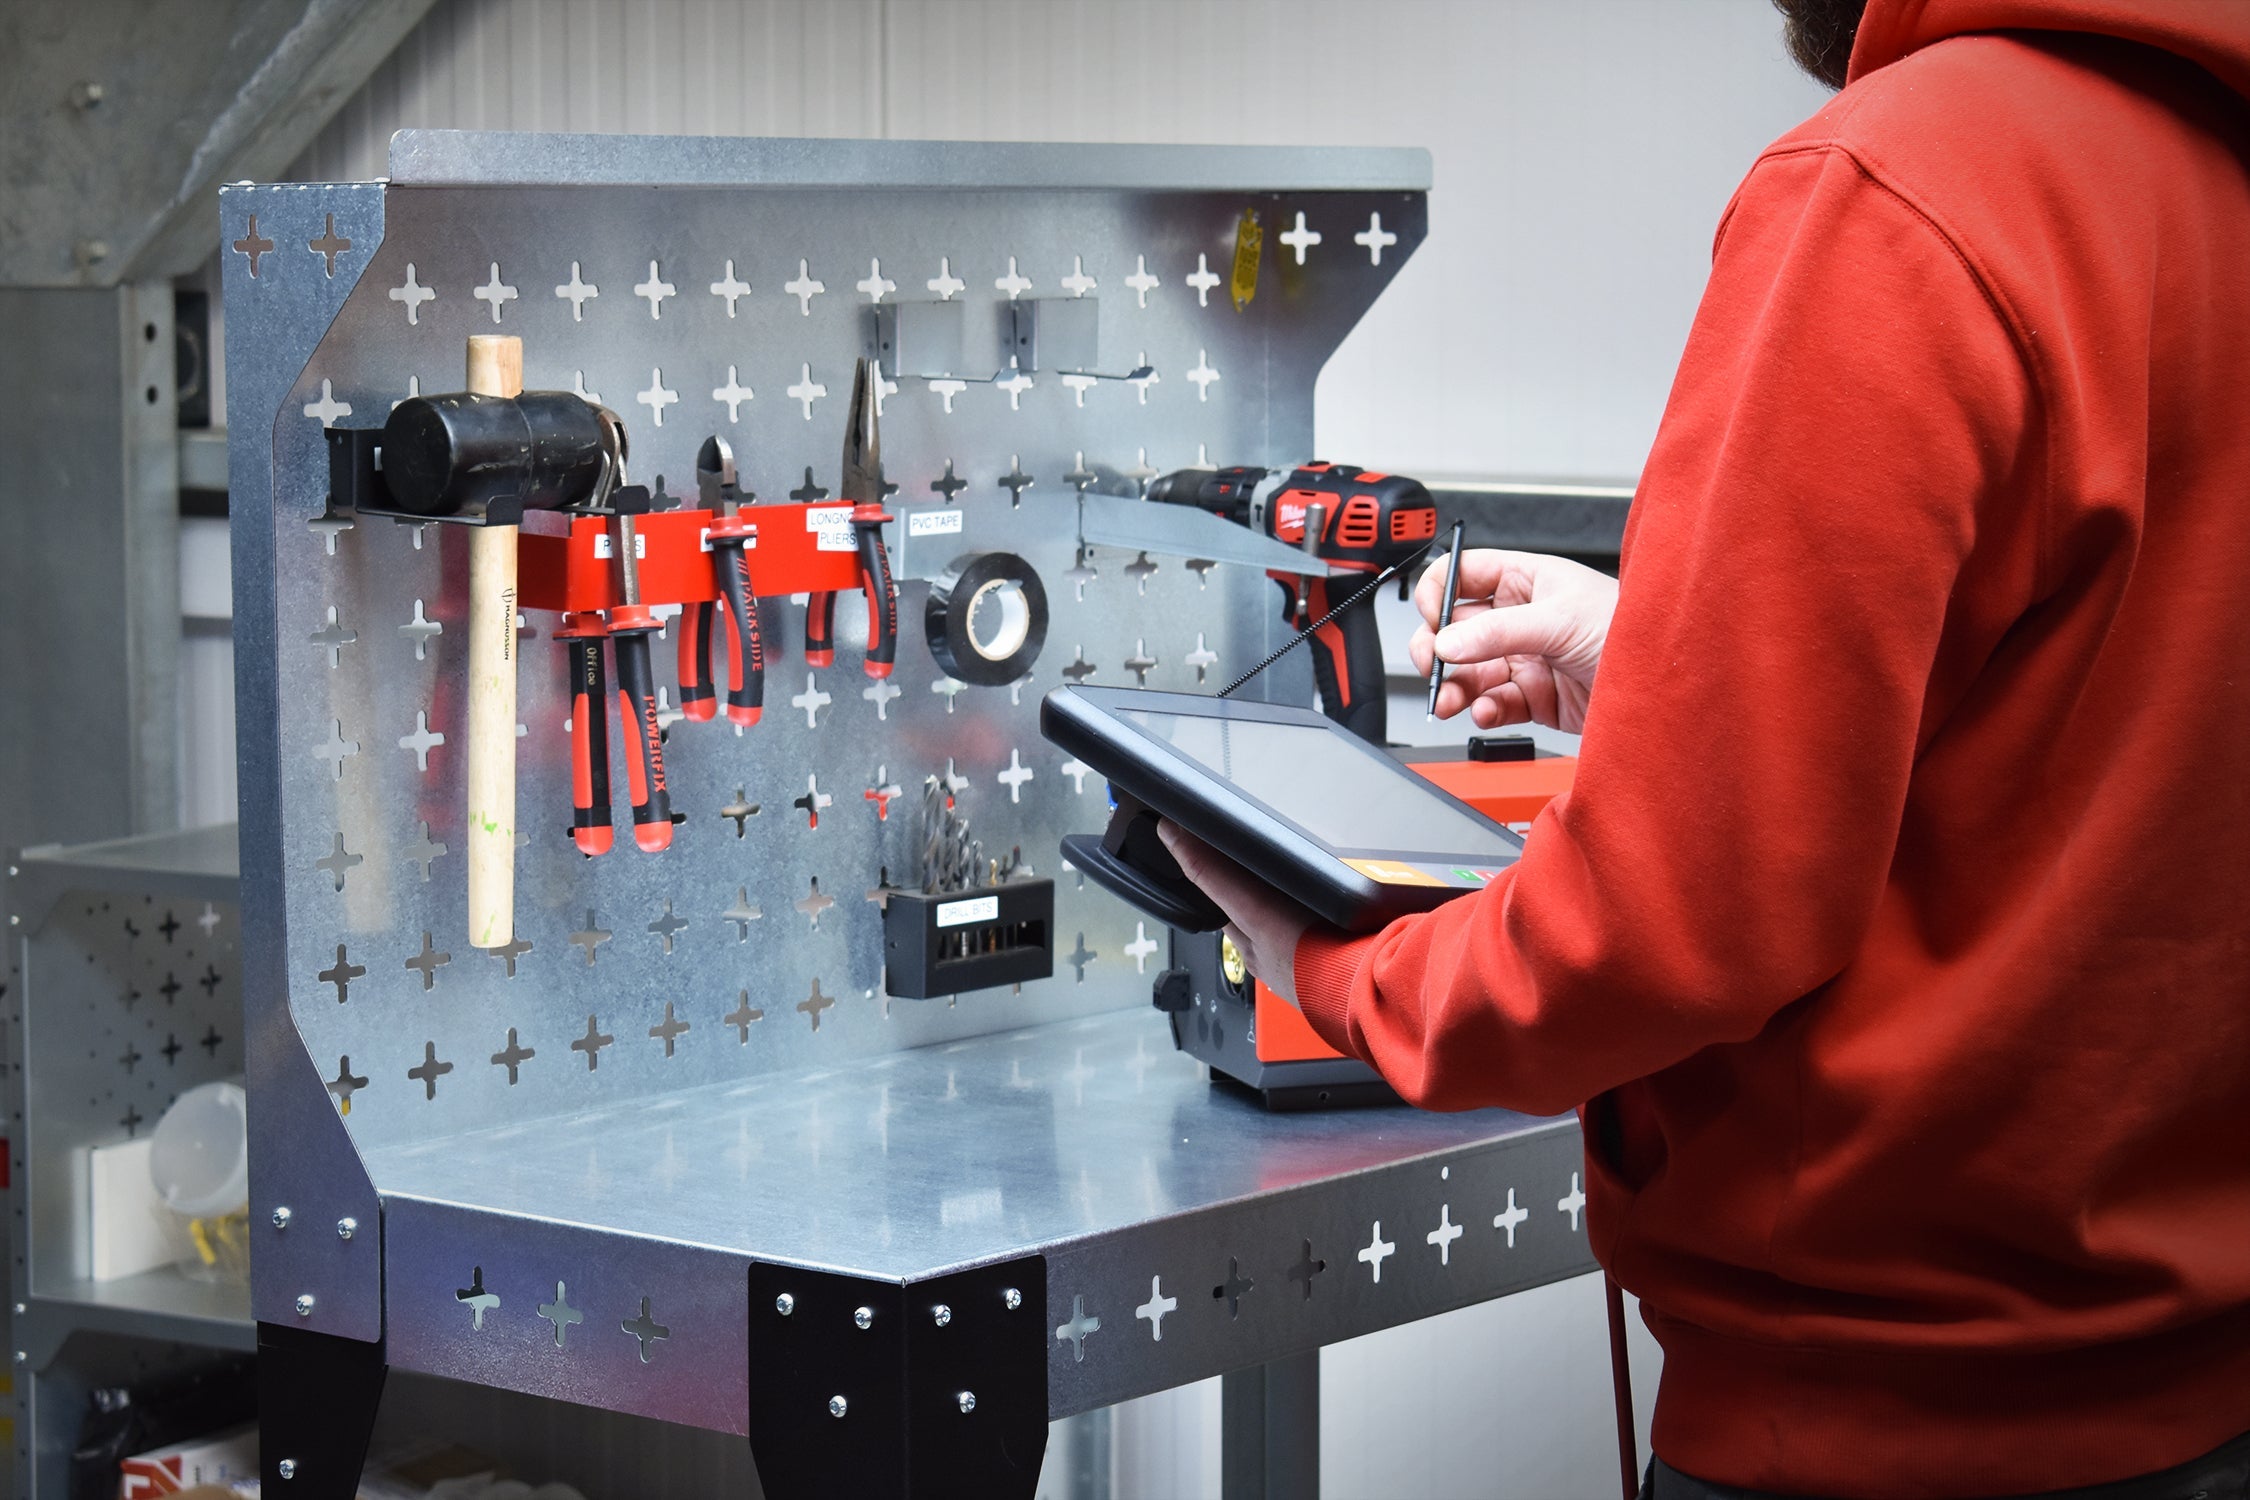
left=828, top=1394, right=849, bottom=1419
left=294, top=1293, right=315, bottom=1317
left=277, top=1459, right=297, bottom=1480
left=957, top=1390, right=977, bottom=1414
left=335, top=1217, right=357, bottom=1241
left=932, top=1303, right=952, bottom=1327
left=271, top=1207, right=292, bottom=1230
left=1003, top=1287, right=1023, bottom=1311
left=852, top=1305, right=873, bottom=1330
left=12, top=1351, right=24, bottom=1365
left=11, top=1303, right=23, bottom=1315
left=775, top=1292, right=795, bottom=1316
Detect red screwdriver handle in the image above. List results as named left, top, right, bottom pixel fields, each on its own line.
left=852, top=505, right=897, bottom=679
left=558, top=614, right=613, bottom=857
left=712, top=528, right=765, bottom=725
left=607, top=607, right=673, bottom=853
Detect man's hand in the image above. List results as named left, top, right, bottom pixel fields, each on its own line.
left=1410, top=549, right=1618, bottom=734
left=1157, top=821, right=1319, bottom=1004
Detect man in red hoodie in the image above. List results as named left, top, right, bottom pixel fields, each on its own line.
left=1163, top=1, right=2250, bottom=1495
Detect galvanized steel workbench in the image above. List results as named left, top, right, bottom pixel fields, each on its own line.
left=217, top=129, right=1592, bottom=1496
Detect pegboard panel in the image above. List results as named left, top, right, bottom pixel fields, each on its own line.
left=227, top=139, right=1426, bottom=1164
left=18, top=893, right=242, bottom=1294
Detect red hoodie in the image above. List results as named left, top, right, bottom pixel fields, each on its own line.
left=1293, top=4, right=2250, bottom=1493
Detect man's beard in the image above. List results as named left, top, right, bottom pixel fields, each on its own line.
left=1773, top=0, right=1870, bottom=89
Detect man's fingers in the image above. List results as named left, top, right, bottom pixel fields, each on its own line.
left=1434, top=598, right=1576, bottom=669
left=1414, top=549, right=1536, bottom=630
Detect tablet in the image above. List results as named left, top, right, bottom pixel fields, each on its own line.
left=1040, top=686, right=1523, bottom=934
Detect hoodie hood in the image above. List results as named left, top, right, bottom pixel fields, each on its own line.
left=1850, top=0, right=2250, bottom=99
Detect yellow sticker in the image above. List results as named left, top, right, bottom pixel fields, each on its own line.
left=1345, top=858, right=1444, bottom=887
left=1231, top=208, right=1263, bottom=311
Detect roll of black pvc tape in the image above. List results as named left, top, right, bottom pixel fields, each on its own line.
left=925, top=552, right=1049, bottom=686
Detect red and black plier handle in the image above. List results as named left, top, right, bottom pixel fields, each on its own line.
left=562, top=607, right=673, bottom=856
left=806, top=504, right=897, bottom=679
left=678, top=513, right=764, bottom=726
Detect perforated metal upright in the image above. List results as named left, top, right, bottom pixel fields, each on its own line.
left=224, top=132, right=1592, bottom=1497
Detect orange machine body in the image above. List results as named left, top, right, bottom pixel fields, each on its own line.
left=1249, top=752, right=1577, bottom=1064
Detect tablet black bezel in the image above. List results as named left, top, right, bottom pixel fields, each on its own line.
left=1041, top=686, right=1523, bottom=932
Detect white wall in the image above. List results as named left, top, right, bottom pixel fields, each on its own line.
left=262, top=3, right=1830, bottom=1493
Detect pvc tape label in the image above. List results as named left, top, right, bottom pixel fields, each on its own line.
left=806, top=505, right=854, bottom=552
left=908, top=508, right=965, bottom=537
left=936, top=894, right=1000, bottom=928
left=924, top=551, right=1049, bottom=687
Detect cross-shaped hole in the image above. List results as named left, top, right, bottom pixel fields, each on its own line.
left=648, top=899, right=689, bottom=954
left=1055, top=1294, right=1101, bottom=1362
left=570, top=1015, right=616, bottom=1070
left=710, top=259, right=751, bottom=314
left=308, top=213, right=352, bottom=275
left=796, top=976, right=836, bottom=1031
left=318, top=944, right=366, bottom=1003
left=538, top=1282, right=584, bottom=1347
left=405, top=820, right=446, bottom=881
left=409, top=1041, right=454, bottom=1100
left=998, top=457, right=1034, bottom=506
left=648, top=1001, right=691, bottom=1056
left=389, top=262, right=436, bottom=323
left=724, top=989, right=765, bottom=1041
left=311, top=606, right=356, bottom=667
left=491, top=1028, right=535, bottom=1083
left=1125, top=255, right=1159, bottom=307
left=404, top=931, right=451, bottom=991
left=1213, top=1257, right=1255, bottom=1318
left=794, top=875, right=835, bottom=927
left=303, top=379, right=352, bottom=427
left=723, top=887, right=762, bottom=941
left=930, top=460, right=968, bottom=503
left=634, top=260, right=676, bottom=318
left=314, top=719, right=359, bottom=779
left=623, top=1296, right=672, bottom=1361
left=456, top=1266, right=500, bottom=1330
left=399, top=710, right=446, bottom=772
left=637, top=367, right=680, bottom=427
left=556, top=261, right=599, bottom=319
left=720, top=788, right=760, bottom=836
left=785, top=259, right=825, bottom=314
left=231, top=214, right=274, bottom=275
left=1067, top=934, right=1096, bottom=982
left=1124, top=641, right=1158, bottom=686
left=793, top=773, right=832, bottom=829
left=1287, top=1240, right=1327, bottom=1299
left=473, top=262, right=519, bottom=323
left=1187, top=253, right=1221, bottom=306
left=569, top=911, right=613, bottom=966
left=787, top=364, right=827, bottom=421
left=1354, top=212, right=1400, bottom=265
left=488, top=936, right=532, bottom=977
left=1279, top=211, right=1322, bottom=264
left=328, top=1056, right=369, bottom=1113
left=315, top=833, right=362, bottom=892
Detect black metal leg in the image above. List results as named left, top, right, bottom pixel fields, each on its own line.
left=1222, top=1351, right=1319, bottom=1500
left=256, top=1321, right=387, bottom=1497
left=746, top=1256, right=1049, bottom=1498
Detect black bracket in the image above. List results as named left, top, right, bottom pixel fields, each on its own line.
left=746, top=1255, right=1048, bottom=1498
left=256, top=1321, right=388, bottom=1496
left=323, top=424, right=530, bottom=528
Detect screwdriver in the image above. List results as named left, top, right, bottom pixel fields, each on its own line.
left=680, top=434, right=765, bottom=726
left=806, top=357, right=899, bottom=679
left=604, top=487, right=673, bottom=852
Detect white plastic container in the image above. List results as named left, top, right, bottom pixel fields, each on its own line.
left=146, top=1080, right=250, bottom=1282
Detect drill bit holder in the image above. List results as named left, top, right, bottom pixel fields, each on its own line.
left=221, top=130, right=1593, bottom=1499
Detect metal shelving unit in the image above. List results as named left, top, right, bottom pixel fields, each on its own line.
left=7, top=826, right=252, bottom=1498
left=222, top=131, right=1596, bottom=1497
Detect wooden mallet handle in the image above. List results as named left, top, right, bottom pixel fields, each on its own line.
left=465, top=334, right=523, bottom=949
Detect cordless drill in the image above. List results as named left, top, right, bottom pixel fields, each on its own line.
left=1146, top=462, right=1438, bottom=743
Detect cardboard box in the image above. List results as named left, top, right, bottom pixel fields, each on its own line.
left=119, top=1423, right=255, bottom=1498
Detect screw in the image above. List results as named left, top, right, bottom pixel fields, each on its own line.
left=277, top=1459, right=297, bottom=1480
left=775, top=1293, right=795, bottom=1316
left=11, top=1303, right=22, bottom=1315
left=71, top=239, right=109, bottom=271
left=271, top=1207, right=292, bottom=1230
left=11, top=1351, right=23, bottom=1365
left=335, top=1217, right=357, bottom=1241
left=852, top=1305, right=873, bottom=1330
left=69, top=80, right=104, bottom=110
left=1003, top=1287, right=1023, bottom=1311
left=828, top=1395, right=849, bottom=1419
left=932, top=1304, right=952, bottom=1327
left=294, top=1294, right=315, bottom=1317
left=957, top=1390, right=977, bottom=1414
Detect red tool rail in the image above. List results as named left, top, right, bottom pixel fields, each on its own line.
left=516, top=503, right=862, bottom=614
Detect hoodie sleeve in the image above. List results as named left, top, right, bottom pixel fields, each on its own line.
left=1293, top=145, right=2039, bottom=1116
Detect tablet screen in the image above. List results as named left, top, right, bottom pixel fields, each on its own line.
left=1117, top=707, right=1521, bottom=856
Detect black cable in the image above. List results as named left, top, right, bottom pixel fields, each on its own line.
left=1213, top=537, right=1438, bottom=701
